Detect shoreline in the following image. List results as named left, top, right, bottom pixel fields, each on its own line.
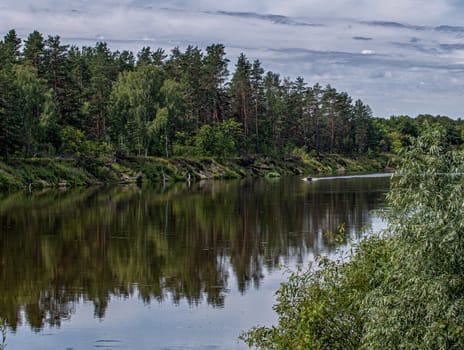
left=0, top=154, right=395, bottom=192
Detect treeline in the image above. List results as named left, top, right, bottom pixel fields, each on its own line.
left=1, top=29, right=463, bottom=160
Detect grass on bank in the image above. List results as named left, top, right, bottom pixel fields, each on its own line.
left=0, top=151, right=393, bottom=192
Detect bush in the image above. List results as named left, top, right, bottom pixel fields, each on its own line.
left=242, top=125, right=464, bottom=349
left=195, top=120, right=243, bottom=158
left=61, top=126, right=86, bottom=156
left=291, top=147, right=311, bottom=163
left=265, top=171, right=281, bottom=178
left=241, top=234, right=390, bottom=350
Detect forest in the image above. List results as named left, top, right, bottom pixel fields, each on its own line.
left=1, top=28, right=464, bottom=162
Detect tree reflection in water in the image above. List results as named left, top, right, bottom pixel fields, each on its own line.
left=0, top=176, right=388, bottom=331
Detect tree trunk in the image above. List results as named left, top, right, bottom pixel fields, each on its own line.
left=165, top=132, right=169, bottom=158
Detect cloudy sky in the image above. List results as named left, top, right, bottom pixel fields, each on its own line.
left=2, top=0, right=464, bottom=118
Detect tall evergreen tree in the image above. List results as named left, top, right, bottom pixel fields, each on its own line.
left=335, top=91, right=354, bottom=153
left=43, top=36, right=68, bottom=97
left=306, top=84, right=324, bottom=155
left=263, top=71, right=286, bottom=154
left=0, top=29, right=21, bottom=66
left=179, top=45, right=203, bottom=132
left=353, top=99, right=375, bottom=154
left=23, top=30, right=45, bottom=72
left=43, top=35, right=83, bottom=131
left=136, top=47, right=165, bottom=68
left=164, top=47, right=183, bottom=82
left=137, top=46, right=153, bottom=67
left=0, top=66, right=22, bottom=158
left=286, top=76, right=307, bottom=149
left=202, top=44, right=229, bottom=123
left=250, top=60, right=264, bottom=153
left=87, top=42, right=117, bottom=140
left=321, top=85, right=339, bottom=153
left=115, top=50, right=135, bottom=72
left=229, top=53, right=252, bottom=141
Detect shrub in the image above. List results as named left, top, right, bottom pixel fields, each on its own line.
left=195, top=120, right=243, bottom=158
left=242, top=124, right=464, bottom=349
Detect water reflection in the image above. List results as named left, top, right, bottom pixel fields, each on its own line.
left=0, top=176, right=389, bottom=332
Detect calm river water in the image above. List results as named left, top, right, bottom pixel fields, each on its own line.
left=0, top=174, right=390, bottom=349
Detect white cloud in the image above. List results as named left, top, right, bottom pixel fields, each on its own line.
left=361, top=49, right=375, bottom=55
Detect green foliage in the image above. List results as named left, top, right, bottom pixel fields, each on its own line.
left=108, top=65, right=164, bottom=156
left=37, top=90, right=61, bottom=155
left=195, top=120, right=243, bottom=158
left=362, top=125, right=464, bottom=349
left=14, top=64, right=52, bottom=156
left=172, top=131, right=196, bottom=156
left=324, top=222, right=347, bottom=245
left=23, top=30, right=45, bottom=69
left=1, top=159, right=94, bottom=188
left=353, top=100, right=377, bottom=154
left=0, top=168, right=23, bottom=191
left=61, top=126, right=87, bottom=156
left=291, top=147, right=310, bottom=162
left=242, top=125, right=464, bottom=349
left=194, top=124, right=216, bottom=156
left=61, top=125, right=112, bottom=160
left=0, top=29, right=21, bottom=66
left=241, top=235, right=391, bottom=350
left=265, top=171, right=281, bottom=178
left=141, top=162, right=172, bottom=184
left=0, top=65, right=22, bottom=158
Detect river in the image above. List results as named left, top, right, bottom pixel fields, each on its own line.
left=0, top=174, right=390, bottom=349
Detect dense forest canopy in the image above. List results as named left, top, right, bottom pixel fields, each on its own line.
left=1, top=28, right=464, bottom=160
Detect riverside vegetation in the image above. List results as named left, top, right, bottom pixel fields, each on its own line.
left=1, top=29, right=464, bottom=190
left=0, top=154, right=390, bottom=191
left=241, top=126, right=464, bottom=349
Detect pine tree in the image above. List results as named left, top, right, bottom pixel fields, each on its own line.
left=307, top=84, right=323, bottom=156
left=179, top=45, right=203, bottom=132
left=263, top=71, right=285, bottom=154
left=0, top=29, right=21, bottom=66
left=353, top=99, right=374, bottom=154
left=0, top=66, right=22, bottom=158
left=23, top=30, right=45, bottom=72
left=229, top=53, right=252, bottom=142
left=43, top=35, right=82, bottom=131
left=250, top=60, right=264, bottom=153
left=87, top=42, right=117, bottom=140
left=202, top=44, right=229, bottom=123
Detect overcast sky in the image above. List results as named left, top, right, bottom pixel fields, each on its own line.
left=2, top=0, right=464, bottom=118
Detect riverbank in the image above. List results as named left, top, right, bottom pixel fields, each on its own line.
left=0, top=153, right=395, bottom=192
